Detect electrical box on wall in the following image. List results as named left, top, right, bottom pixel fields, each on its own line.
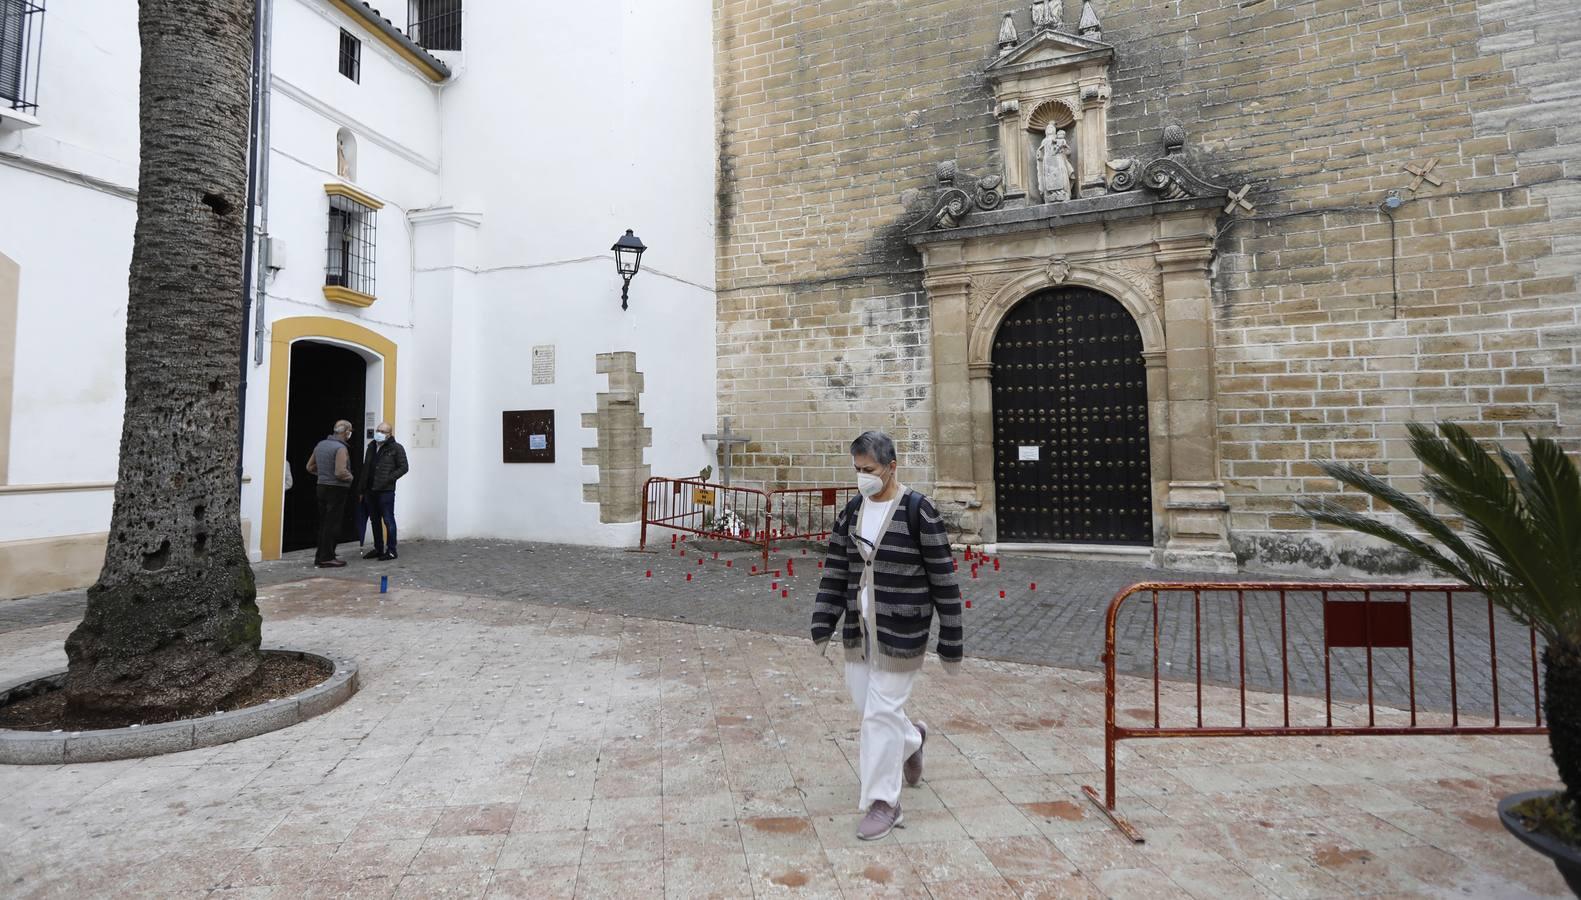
left=419, top=392, right=440, bottom=419
left=265, top=236, right=287, bottom=271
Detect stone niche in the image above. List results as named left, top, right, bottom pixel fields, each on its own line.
left=987, top=24, right=1115, bottom=202
left=905, top=5, right=1247, bottom=573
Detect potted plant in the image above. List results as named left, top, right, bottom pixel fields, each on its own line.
left=1299, top=421, right=1581, bottom=894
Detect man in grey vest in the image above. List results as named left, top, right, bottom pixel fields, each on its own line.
left=305, top=419, right=355, bottom=568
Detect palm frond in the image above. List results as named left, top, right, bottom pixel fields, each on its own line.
left=1312, top=459, right=1482, bottom=565
left=1299, top=498, right=1475, bottom=584
left=1300, top=421, right=1581, bottom=645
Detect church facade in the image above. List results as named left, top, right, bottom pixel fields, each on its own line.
left=1, top=0, right=1579, bottom=598
left=715, top=0, right=1581, bottom=575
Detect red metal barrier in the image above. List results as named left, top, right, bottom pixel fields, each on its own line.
left=638, top=478, right=768, bottom=551
left=765, top=486, right=858, bottom=548
left=640, top=479, right=859, bottom=571
left=1084, top=582, right=1549, bottom=842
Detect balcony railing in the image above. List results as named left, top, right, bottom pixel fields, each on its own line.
left=0, top=0, right=44, bottom=114
left=407, top=1, right=460, bottom=53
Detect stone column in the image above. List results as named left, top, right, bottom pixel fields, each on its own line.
left=924, top=272, right=980, bottom=541
left=966, top=362, right=995, bottom=544
left=1155, top=234, right=1236, bottom=572
left=1142, top=349, right=1170, bottom=546
left=1077, top=82, right=1109, bottom=196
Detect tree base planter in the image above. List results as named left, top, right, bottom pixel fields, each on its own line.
left=0, top=648, right=357, bottom=764
left=1501, top=791, right=1581, bottom=898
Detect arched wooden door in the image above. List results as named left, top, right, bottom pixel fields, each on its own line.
left=991, top=287, right=1152, bottom=544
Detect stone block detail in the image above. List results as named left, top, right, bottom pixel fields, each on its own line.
left=583, top=352, right=653, bottom=523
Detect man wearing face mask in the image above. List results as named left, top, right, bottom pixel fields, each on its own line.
left=355, top=421, right=409, bottom=561
left=306, top=419, right=356, bottom=568
left=812, top=430, right=963, bottom=841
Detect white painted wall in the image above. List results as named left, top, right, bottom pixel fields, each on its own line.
left=2, top=0, right=720, bottom=572
left=431, top=0, right=719, bottom=546
left=0, top=1, right=139, bottom=547
left=237, top=0, right=445, bottom=559
left=0, top=0, right=140, bottom=188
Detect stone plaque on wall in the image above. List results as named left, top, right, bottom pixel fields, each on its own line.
left=503, top=409, right=555, bottom=463
left=532, top=345, right=555, bottom=385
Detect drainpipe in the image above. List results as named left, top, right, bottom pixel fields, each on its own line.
left=237, top=0, right=274, bottom=489
left=250, top=0, right=275, bottom=368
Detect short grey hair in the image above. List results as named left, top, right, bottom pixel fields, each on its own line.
left=334, top=419, right=354, bottom=436
left=850, top=430, right=897, bottom=466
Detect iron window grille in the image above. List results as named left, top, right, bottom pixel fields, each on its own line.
left=338, top=29, right=360, bottom=83
left=325, top=193, right=377, bottom=298
left=0, top=0, right=44, bottom=114
left=408, top=0, right=461, bottom=52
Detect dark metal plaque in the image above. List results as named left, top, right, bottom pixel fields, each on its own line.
left=503, top=409, right=555, bottom=463
left=991, top=287, right=1152, bottom=544
left=1324, top=600, right=1413, bottom=649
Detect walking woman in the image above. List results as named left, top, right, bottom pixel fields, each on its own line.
left=811, top=430, right=964, bottom=840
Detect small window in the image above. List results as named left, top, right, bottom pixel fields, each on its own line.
left=0, top=0, right=46, bottom=113
left=338, top=29, right=360, bottom=83
left=408, top=0, right=461, bottom=52
left=324, top=187, right=380, bottom=305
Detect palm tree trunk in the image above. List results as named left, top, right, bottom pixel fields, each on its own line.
left=64, top=0, right=261, bottom=717
left=1546, top=640, right=1581, bottom=805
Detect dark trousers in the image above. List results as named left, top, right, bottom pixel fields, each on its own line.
left=315, top=485, right=349, bottom=563
left=367, top=490, right=397, bottom=553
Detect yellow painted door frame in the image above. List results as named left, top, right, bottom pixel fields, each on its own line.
left=261, top=316, right=397, bottom=561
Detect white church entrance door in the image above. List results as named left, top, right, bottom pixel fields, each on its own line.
left=990, top=287, right=1152, bottom=545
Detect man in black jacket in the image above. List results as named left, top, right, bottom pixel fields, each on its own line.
left=356, top=421, right=409, bottom=561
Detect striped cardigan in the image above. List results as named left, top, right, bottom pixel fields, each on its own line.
left=811, top=488, right=963, bottom=673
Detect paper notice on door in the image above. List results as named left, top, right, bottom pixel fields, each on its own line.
left=529, top=434, right=547, bottom=450
left=1019, top=445, right=1040, bottom=461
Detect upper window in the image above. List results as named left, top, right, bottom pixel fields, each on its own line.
left=338, top=29, right=360, bottom=83
left=323, top=184, right=383, bottom=307
left=408, top=0, right=461, bottom=52
left=0, top=0, right=45, bottom=114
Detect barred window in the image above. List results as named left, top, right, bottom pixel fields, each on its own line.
left=408, top=0, right=461, bottom=52
left=338, top=29, right=360, bottom=83
left=0, top=0, right=45, bottom=113
left=325, top=190, right=378, bottom=302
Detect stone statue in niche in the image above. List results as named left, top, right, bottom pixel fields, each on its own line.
left=336, top=133, right=351, bottom=179
left=1036, top=124, right=1075, bottom=202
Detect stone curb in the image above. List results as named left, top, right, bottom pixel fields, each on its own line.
left=0, top=647, right=358, bottom=765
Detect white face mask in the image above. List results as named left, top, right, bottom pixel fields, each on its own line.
left=856, top=471, right=885, bottom=499
left=373, top=432, right=387, bottom=443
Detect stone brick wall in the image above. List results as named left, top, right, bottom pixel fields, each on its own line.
left=715, top=0, right=1581, bottom=573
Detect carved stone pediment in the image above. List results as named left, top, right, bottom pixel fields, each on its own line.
left=986, top=29, right=1113, bottom=78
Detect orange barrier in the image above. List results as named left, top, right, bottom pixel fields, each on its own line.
left=1086, top=581, right=1548, bottom=842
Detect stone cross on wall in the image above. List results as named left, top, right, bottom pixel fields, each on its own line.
left=703, top=417, right=752, bottom=487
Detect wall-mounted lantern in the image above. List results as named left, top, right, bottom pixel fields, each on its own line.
left=611, top=229, right=647, bottom=311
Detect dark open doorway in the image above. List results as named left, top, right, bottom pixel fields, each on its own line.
left=283, top=341, right=367, bottom=553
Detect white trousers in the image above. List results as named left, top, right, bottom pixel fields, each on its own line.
left=845, top=658, right=922, bottom=811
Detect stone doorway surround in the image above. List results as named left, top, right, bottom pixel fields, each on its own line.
left=908, top=190, right=1238, bottom=573
left=901, top=12, right=1247, bottom=573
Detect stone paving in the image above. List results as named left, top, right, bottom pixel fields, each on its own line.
left=1, top=539, right=1540, bottom=722
left=0, top=577, right=1563, bottom=898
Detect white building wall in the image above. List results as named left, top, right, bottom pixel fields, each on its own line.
left=1, top=0, right=720, bottom=591
left=0, top=0, right=139, bottom=561
left=434, top=0, right=718, bottom=546
left=238, top=0, right=444, bottom=560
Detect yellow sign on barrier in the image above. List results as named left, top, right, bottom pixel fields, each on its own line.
left=693, top=488, right=716, bottom=505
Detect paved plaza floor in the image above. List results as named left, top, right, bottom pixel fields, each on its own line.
left=0, top=570, right=1563, bottom=898
left=2, top=537, right=1543, bottom=720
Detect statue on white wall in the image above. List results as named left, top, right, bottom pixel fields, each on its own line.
left=1036, top=124, right=1075, bottom=202
left=335, top=130, right=355, bottom=181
